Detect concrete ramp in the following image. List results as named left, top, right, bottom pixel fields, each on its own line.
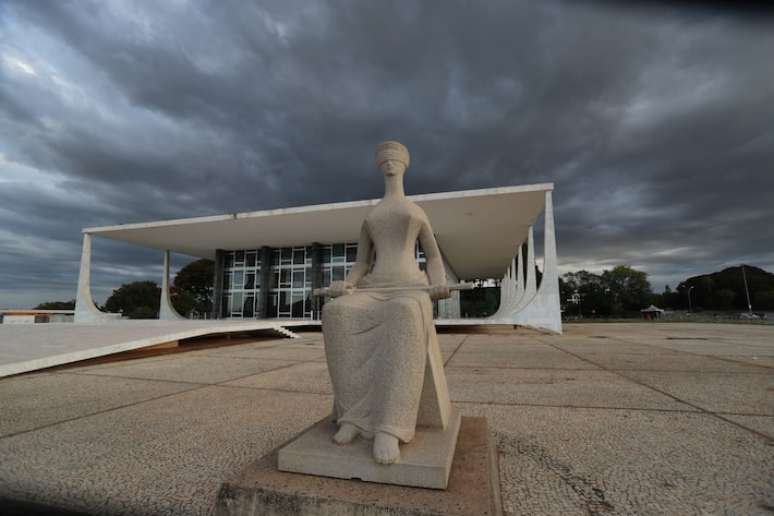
left=0, top=320, right=313, bottom=378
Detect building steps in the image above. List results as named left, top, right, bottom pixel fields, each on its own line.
left=272, top=325, right=301, bottom=339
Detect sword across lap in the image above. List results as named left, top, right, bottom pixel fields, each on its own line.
left=312, top=283, right=474, bottom=297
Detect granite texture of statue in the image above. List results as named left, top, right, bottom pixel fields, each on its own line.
left=322, top=141, right=453, bottom=465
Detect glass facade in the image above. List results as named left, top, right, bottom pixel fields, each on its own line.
left=220, top=242, right=426, bottom=320
left=268, top=246, right=315, bottom=319
left=220, top=249, right=261, bottom=318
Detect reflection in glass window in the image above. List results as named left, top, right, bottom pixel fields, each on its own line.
left=293, top=248, right=305, bottom=264
left=245, top=273, right=255, bottom=290
left=323, top=268, right=332, bottom=286
left=332, top=244, right=345, bottom=263
left=279, top=291, right=290, bottom=313
left=232, top=292, right=243, bottom=313
left=235, top=250, right=245, bottom=265
left=223, top=272, right=232, bottom=290
left=280, top=269, right=291, bottom=287
left=332, top=266, right=345, bottom=281
left=225, top=253, right=234, bottom=268
left=291, top=293, right=304, bottom=318
left=305, top=295, right=312, bottom=314
left=233, top=271, right=244, bottom=290
left=292, top=270, right=304, bottom=288
left=346, top=245, right=357, bottom=263
left=246, top=252, right=256, bottom=267
left=243, top=295, right=254, bottom=317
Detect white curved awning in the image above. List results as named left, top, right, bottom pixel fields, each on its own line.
left=85, top=183, right=553, bottom=280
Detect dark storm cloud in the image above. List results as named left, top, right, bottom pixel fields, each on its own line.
left=0, top=0, right=772, bottom=307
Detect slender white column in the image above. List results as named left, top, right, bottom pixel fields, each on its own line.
left=159, top=250, right=186, bottom=320
left=74, top=233, right=119, bottom=323
left=509, top=191, right=562, bottom=333
left=493, top=273, right=509, bottom=319
left=513, top=244, right=525, bottom=308
left=506, top=258, right=516, bottom=309
left=493, top=256, right=516, bottom=318
left=491, top=239, right=529, bottom=320
left=511, top=226, right=536, bottom=313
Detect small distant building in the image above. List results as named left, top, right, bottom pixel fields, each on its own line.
left=0, top=310, right=75, bottom=324
left=640, top=305, right=664, bottom=320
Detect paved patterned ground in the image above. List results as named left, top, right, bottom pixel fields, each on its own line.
left=0, top=323, right=772, bottom=515
left=0, top=319, right=311, bottom=377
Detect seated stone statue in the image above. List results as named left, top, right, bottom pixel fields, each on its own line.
left=322, top=141, right=451, bottom=465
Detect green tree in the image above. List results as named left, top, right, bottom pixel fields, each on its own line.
left=104, top=281, right=160, bottom=319
left=677, top=265, right=774, bottom=311
left=173, top=258, right=214, bottom=316
left=129, top=305, right=158, bottom=319
left=561, top=270, right=611, bottom=317
left=601, top=265, right=652, bottom=315
left=713, top=288, right=736, bottom=310
left=660, top=284, right=681, bottom=309
left=753, top=290, right=774, bottom=310
left=172, top=289, right=197, bottom=317
left=35, top=300, right=76, bottom=310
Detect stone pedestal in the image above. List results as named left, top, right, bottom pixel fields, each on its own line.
left=216, top=416, right=501, bottom=516
left=278, top=410, right=461, bottom=489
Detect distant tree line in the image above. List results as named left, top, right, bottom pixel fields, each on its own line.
left=661, top=265, right=774, bottom=311
left=560, top=265, right=652, bottom=318
left=560, top=264, right=774, bottom=317
left=34, top=300, right=75, bottom=310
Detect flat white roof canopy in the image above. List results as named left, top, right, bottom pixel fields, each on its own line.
left=85, top=183, right=552, bottom=279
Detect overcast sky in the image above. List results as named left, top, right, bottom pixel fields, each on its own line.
left=1, top=1, right=773, bottom=308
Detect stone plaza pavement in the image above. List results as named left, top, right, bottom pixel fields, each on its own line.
left=0, top=323, right=772, bottom=515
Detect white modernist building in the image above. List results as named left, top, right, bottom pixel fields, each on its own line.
left=75, top=183, right=562, bottom=333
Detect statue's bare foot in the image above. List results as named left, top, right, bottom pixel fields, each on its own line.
left=332, top=423, right=359, bottom=444
left=373, top=432, right=400, bottom=464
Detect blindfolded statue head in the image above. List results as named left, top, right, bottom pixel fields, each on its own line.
left=376, top=141, right=410, bottom=178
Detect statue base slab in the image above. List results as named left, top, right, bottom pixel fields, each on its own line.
left=278, top=409, right=461, bottom=489
left=216, top=415, right=501, bottom=516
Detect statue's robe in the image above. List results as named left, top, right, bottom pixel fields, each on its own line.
left=322, top=203, right=451, bottom=443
